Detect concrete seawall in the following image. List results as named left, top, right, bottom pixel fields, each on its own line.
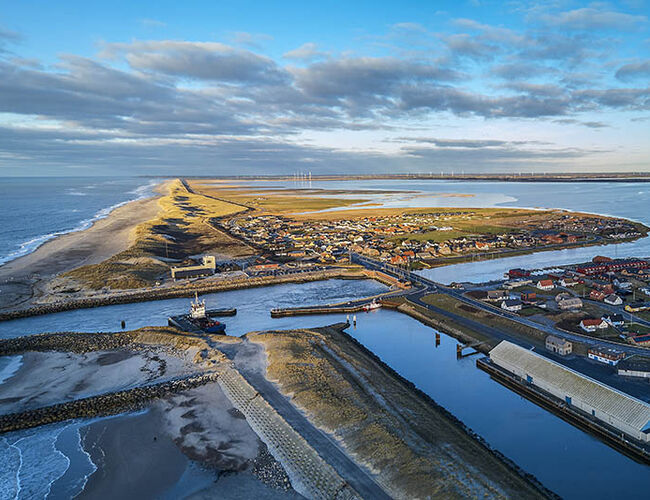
left=0, top=270, right=365, bottom=321
left=216, top=364, right=361, bottom=500
left=0, top=373, right=218, bottom=434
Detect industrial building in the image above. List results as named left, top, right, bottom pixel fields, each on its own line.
left=170, top=256, right=216, bottom=280
left=489, top=341, right=650, bottom=443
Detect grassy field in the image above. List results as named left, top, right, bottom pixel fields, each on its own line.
left=63, top=180, right=252, bottom=290
left=421, top=294, right=548, bottom=343
left=250, top=325, right=547, bottom=499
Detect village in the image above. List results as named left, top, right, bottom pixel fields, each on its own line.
left=218, top=210, right=645, bottom=267
left=473, top=256, right=650, bottom=359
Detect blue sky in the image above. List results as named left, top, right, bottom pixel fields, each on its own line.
left=0, top=1, right=649, bottom=175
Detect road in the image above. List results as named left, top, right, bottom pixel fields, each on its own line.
left=351, top=253, right=650, bottom=356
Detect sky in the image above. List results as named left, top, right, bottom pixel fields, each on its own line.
left=0, top=1, right=649, bottom=176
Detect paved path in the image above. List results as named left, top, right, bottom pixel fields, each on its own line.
left=220, top=341, right=391, bottom=500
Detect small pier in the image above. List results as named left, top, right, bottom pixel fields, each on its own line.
left=270, top=300, right=380, bottom=318
left=477, top=357, right=650, bottom=465
left=456, top=341, right=486, bottom=358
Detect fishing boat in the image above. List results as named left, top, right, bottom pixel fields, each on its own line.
left=362, top=299, right=381, bottom=312
left=168, top=293, right=227, bottom=334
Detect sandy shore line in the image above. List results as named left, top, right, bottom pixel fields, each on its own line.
left=0, top=183, right=166, bottom=311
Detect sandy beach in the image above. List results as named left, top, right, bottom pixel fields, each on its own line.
left=0, top=186, right=164, bottom=311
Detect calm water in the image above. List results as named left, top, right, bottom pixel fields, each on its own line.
left=0, top=278, right=647, bottom=499
left=0, top=177, right=159, bottom=266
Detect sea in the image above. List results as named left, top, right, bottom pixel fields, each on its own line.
left=0, top=177, right=649, bottom=499
left=0, top=177, right=160, bottom=267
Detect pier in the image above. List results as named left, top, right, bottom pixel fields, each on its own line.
left=270, top=298, right=383, bottom=318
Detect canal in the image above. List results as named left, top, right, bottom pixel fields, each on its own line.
left=0, top=277, right=648, bottom=498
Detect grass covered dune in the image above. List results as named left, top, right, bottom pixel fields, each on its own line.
left=249, top=325, right=552, bottom=499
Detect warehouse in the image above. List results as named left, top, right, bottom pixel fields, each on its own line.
left=489, top=341, right=650, bottom=443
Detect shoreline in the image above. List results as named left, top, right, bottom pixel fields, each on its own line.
left=0, top=183, right=166, bottom=311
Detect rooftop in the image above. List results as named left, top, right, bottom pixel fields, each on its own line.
left=490, top=341, right=650, bottom=433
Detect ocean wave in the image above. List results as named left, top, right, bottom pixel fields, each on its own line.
left=0, top=355, right=23, bottom=385
left=0, top=179, right=160, bottom=268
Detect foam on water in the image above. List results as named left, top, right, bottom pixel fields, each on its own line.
left=0, top=356, right=23, bottom=385
left=0, top=178, right=159, bottom=267
left=0, top=420, right=101, bottom=500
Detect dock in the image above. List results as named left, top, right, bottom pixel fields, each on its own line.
left=271, top=300, right=380, bottom=318
left=477, top=356, right=650, bottom=465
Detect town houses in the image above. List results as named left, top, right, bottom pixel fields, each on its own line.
left=217, top=210, right=643, bottom=267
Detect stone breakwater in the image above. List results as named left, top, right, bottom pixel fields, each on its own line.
left=216, top=364, right=362, bottom=500
left=0, top=327, right=208, bottom=355
left=0, top=331, right=136, bottom=355
left=0, top=373, right=218, bottom=434
left=0, top=269, right=364, bottom=321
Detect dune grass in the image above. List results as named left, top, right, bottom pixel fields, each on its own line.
left=63, top=179, right=250, bottom=290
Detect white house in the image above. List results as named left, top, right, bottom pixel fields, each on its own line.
left=602, top=314, right=624, bottom=327
left=580, top=318, right=608, bottom=332
left=501, top=299, right=523, bottom=312
left=604, top=294, right=623, bottom=306
left=536, top=279, right=555, bottom=291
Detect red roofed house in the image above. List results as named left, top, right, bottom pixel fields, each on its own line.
left=537, top=279, right=555, bottom=291
left=580, top=318, right=608, bottom=333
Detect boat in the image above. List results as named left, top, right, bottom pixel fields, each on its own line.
left=168, top=293, right=227, bottom=334
left=362, top=299, right=382, bottom=312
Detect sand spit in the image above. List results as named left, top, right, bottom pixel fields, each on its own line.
left=249, top=324, right=555, bottom=499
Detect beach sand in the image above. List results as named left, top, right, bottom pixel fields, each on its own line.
left=0, top=189, right=163, bottom=311
left=0, top=349, right=195, bottom=415
left=79, top=392, right=300, bottom=499
left=80, top=409, right=200, bottom=499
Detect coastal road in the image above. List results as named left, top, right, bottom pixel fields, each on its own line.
left=219, top=341, right=391, bottom=500
left=351, top=253, right=650, bottom=356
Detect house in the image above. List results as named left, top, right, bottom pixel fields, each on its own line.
left=536, top=279, right=554, bottom=291
left=604, top=294, right=623, bottom=306
left=545, top=335, right=572, bottom=355
left=602, top=314, right=624, bottom=327
left=559, top=277, right=578, bottom=287
left=589, top=290, right=606, bottom=301
left=630, top=334, right=650, bottom=347
left=555, top=292, right=572, bottom=303
left=521, top=292, right=537, bottom=302
left=580, top=318, right=608, bottom=332
left=487, top=290, right=509, bottom=302
left=501, top=299, right=522, bottom=312
left=508, top=268, right=531, bottom=278
left=558, top=297, right=583, bottom=310
left=587, top=346, right=626, bottom=365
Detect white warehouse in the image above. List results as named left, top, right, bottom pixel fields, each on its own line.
left=489, top=341, right=650, bottom=443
